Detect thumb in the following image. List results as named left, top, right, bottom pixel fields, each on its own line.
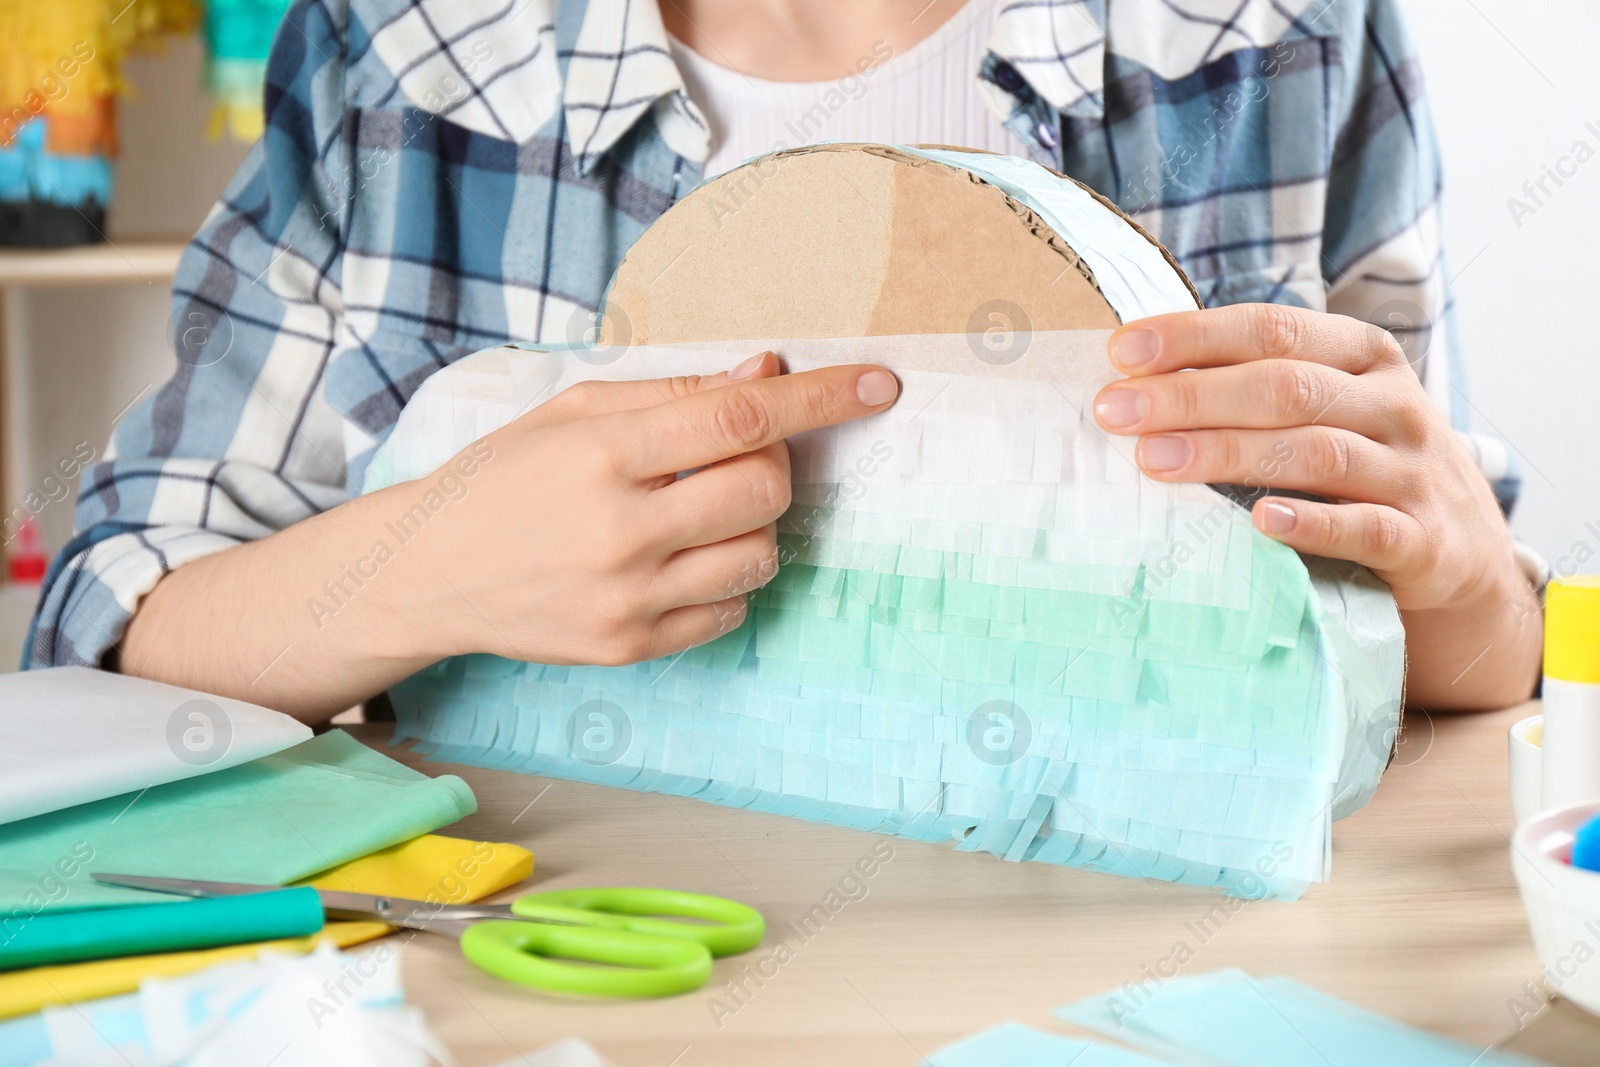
left=528, top=351, right=781, bottom=425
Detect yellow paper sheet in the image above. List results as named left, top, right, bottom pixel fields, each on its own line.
left=0, top=834, right=533, bottom=1019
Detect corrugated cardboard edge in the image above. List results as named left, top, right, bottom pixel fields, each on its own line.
left=776, top=143, right=1204, bottom=312
left=600, top=142, right=1200, bottom=343
left=783, top=143, right=1110, bottom=314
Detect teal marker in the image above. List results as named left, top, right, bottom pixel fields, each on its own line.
left=0, top=888, right=325, bottom=971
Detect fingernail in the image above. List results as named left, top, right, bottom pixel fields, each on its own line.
left=1094, top=388, right=1147, bottom=429
left=1139, top=434, right=1191, bottom=472
left=728, top=352, right=766, bottom=381
left=1260, top=500, right=1296, bottom=535
left=856, top=370, right=899, bottom=407
left=1112, top=329, right=1161, bottom=367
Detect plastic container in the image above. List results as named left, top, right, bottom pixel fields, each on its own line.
left=1511, top=801, right=1600, bottom=1015
left=1509, top=714, right=1544, bottom=825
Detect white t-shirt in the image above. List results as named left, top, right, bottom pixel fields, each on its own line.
left=668, top=0, right=1031, bottom=178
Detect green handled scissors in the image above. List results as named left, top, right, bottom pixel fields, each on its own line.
left=92, top=873, right=764, bottom=998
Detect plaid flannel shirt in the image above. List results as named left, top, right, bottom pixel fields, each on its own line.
left=26, top=0, right=1518, bottom=669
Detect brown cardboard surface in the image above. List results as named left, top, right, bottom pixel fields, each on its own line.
left=601, top=144, right=1193, bottom=345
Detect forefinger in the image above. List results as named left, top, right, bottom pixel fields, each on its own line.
left=1108, top=303, right=1408, bottom=378
left=529, top=352, right=778, bottom=424
left=606, top=363, right=899, bottom=479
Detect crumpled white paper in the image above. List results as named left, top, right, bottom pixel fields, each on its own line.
left=486, top=1039, right=616, bottom=1067
left=24, top=944, right=448, bottom=1067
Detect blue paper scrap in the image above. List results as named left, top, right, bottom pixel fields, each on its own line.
left=926, top=1021, right=1170, bottom=1066
left=1055, top=970, right=1544, bottom=1067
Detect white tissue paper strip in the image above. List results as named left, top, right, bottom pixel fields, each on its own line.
left=0, top=667, right=313, bottom=826
left=363, top=331, right=1404, bottom=899
left=8, top=944, right=447, bottom=1067
left=485, top=1040, right=616, bottom=1067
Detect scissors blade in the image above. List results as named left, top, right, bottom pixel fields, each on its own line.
left=91, top=873, right=283, bottom=897
left=91, top=872, right=503, bottom=928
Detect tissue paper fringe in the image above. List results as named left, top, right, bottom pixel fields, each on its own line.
left=392, top=540, right=1366, bottom=897
left=370, top=335, right=1404, bottom=900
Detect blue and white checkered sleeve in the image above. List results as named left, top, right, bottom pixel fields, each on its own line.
left=24, top=0, right=355, bottom=668
left=1318, top=0, right=1520, bottom=513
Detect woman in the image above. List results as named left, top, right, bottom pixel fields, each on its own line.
left=26, top=0, right=1541, bottom=718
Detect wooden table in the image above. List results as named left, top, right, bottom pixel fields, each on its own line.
left=346, top=701, right=1552, bottom=1067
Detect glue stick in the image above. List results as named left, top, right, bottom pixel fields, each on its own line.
left=1541, top=576, right=1600, bottom=811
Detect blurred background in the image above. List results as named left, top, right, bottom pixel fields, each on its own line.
left=0, top=0, right=1596, bottom=670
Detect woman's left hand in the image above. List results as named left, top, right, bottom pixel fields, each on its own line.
left=1091, top=303, right=1540, bottom=708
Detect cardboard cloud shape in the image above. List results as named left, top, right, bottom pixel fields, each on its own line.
left=365, top=145, right=1405, bottom=898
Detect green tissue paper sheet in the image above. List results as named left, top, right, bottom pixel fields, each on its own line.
left=0, top=731, right=476, bottom=914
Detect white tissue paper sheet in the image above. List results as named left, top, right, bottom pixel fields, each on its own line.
left=0, top=943, right=447, bottom=1067
left=363, top=330, right=1404, bottom=900
left=0, top=667, right=313, bottom=826
left=486, top=1040, right=616, bottom=1067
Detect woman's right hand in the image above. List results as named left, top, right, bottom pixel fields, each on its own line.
left=391, top=351, right=900, bottom=666
left=122, top=350, right=898, bottom=722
